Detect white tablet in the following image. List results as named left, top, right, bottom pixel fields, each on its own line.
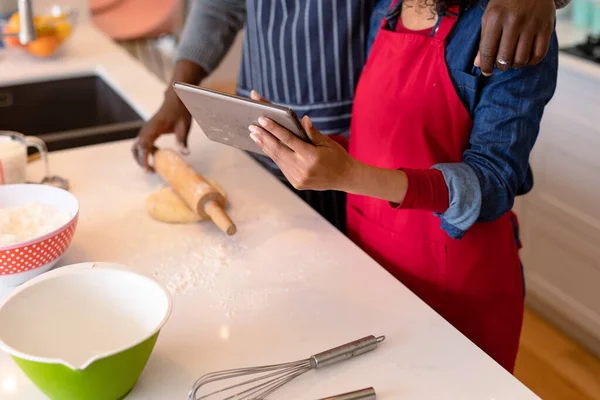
left=173, top=82, right=310, bottom=154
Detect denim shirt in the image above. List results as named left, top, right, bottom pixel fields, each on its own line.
left=369, top=0, right=559, bottom=239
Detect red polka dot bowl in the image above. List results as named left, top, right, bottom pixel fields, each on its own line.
left=0, top=184, right=78, bottom=287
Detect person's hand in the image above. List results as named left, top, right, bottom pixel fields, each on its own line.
left=131, top=60, right=206, bottom=171
left=250, top=89, right=270, bottom=104
left=248, top=115, right=359, bottom=192
left=476, top=0, right=556, bottom=76
left=131, top=88, right=192, bottom=171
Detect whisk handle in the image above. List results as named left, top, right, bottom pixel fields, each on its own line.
left=311, top=335, right=385, bottom=369
left=316, top=387, right=376, bottom=400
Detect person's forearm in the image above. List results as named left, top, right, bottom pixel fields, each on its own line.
left=163, top=60, right=207, bottom=101
left=171, top=60, right=207, bottom=85
left=344, top=162, right=449, bottom=213
left=345, top=162, right=409, bottom=204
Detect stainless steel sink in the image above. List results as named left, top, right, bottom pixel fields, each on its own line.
left=0, top=75, right=144, bottom=152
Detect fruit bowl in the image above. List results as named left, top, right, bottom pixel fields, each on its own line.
left=1, top=5, right=78, bottom=58
left=0, top=184, right=79, bottom=287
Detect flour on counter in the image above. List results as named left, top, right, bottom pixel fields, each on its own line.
left=0, top=202, right=71, bottom=246
left=150, top=223, right=336, bottom=318
left=95, top=182, right=337, bottom=319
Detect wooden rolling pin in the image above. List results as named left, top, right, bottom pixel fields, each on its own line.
left=27, top=152, right=41, bottom=163
left=153, top=148, right=237, bottom=235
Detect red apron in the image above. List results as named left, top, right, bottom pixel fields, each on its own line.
left=347, top=5, right=524, bottom=372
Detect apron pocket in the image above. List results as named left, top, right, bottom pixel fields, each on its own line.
left=347, top=205, right=448, bottom=312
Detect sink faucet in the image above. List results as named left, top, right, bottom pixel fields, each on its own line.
left=18, top=0, right=37, bottom=45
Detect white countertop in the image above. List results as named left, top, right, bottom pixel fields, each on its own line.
left=1, top=18, right=589, bottom=400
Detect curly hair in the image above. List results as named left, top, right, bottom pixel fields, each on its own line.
left=409, top=0, right=478, bottom=16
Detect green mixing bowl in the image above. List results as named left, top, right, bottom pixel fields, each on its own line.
left=0, top=262, right=172, bottom=400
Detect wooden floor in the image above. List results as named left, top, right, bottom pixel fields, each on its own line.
left=515, top=309, right=600, bottom=399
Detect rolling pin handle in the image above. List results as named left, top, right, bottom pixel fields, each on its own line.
left=205, top=201, right=237, bottom=236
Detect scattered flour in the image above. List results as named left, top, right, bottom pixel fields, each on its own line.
left=0, top=202, right=71, bottom=246
left=149, top=200, right=337, bottom=318
left=87, top=183, right=337, bottom=319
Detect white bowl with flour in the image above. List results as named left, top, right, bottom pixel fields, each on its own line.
left=0, top=184, right=79, bottom=287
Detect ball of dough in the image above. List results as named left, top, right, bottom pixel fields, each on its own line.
left=146, top=180, right=226, bottom=224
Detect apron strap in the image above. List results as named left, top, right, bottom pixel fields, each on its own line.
left=382, top=1, right=403, bottom=30
left=432, top=6, right=460, bottom=41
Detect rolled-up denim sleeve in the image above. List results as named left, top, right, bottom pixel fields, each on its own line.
left=432, top=163, right=482, bottom=238
left=431, top=32, right=559, bottom=239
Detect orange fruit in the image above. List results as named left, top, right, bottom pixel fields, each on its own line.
left=26, top=36, right=61, bottom=57
left=35, top=16, right=57, bottom=37
left=2, top=29, right=21, bottom=47
left=2, top=12, right=22, bottom=47
left=54, top=20, right=72, bottom=42
left=7, top=12, right=20, bottom=30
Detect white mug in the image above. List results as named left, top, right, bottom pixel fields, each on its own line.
left=0, top=131, right=49, bottom=185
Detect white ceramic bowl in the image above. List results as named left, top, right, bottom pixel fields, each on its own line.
left=0, top=262, right=172, bottom=400
left=0, top=184, right=79, bottom=287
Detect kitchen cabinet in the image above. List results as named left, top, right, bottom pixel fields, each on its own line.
left=516, top=56, right=600, bottom=357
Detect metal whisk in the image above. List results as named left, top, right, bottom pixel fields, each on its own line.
left=187, top=335, right=385, bottom=400
left=317, top=387, right=376, bottom=400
